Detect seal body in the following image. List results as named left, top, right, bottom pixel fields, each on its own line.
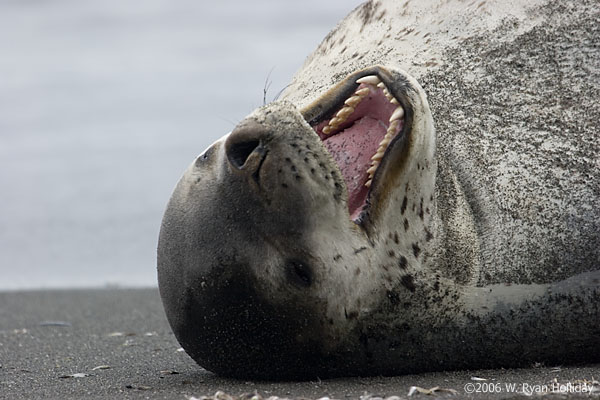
left=158, top=0, right=600, bottom=379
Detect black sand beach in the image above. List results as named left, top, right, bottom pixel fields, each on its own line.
left=0, top=289, right=597, bottom=399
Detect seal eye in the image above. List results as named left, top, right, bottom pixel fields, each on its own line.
left=286, top=260, right=313, bottom=287
left=195, top=146, right=214, bottom=167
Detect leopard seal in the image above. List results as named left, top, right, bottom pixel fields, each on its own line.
left=158, top=0, right=600, bottom=379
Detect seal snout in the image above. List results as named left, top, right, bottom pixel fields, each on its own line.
left=225, top=121, right=267, bottom=173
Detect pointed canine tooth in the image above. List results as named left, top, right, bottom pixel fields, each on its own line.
left=329, top=117, right=341, bottom=127
left=389, top=106, right=405, bottom=122
left=390, top=97, right=399, bottom=105
left=382, top=88, right=395, bottom=102
left=366, top=164, right=378, bottom=175
left=344, top=95, right=362, bottom=107
left=371, top=152, right=384, bottom=162
left=379, top=138, right=391, bottom=149
left=356, top=75, right=381, bottom=85
left=355, top=87, right=371, bottom=97
left=365, top=179, right=372, bottom=188
left=322, top=125, right=332, bottom=135
left=377, top=82, right=385, bottom=88
left=388, top=119, right=400, bottom=132
left=336, top=106, right=354, bottom=120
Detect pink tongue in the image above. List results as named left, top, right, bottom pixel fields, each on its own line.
left=322, top=116, right=387, bottom=217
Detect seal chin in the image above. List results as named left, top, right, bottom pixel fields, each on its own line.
left=165, top=258, right=328, bottom=379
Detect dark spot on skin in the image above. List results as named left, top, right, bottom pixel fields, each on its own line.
left=328, top=318, right=334, bottom=325
left=281, top=183, right=288, bottom=188
left=398, top=255, right=408, bottom=269
left=334, top=254, right=342, bottom=261
left=310, top=168, right=315, bottom=174
left=430, top=194, right=434, bottom=202
left=295, top=175, right=302, bottom=181
left=388, top=250, right=395, bottom=257
left=304, top=157, right=309, bottom=163
left=357, top=0, right=381, bottom=32
left=418, top=198, right=424, bottom=220
left=433, top=280, right=440, bottom=291
left=401, top=196, right=408, bottom=214
left=404, top=218, right=409, bottom=231
left=285, top=157, right=291, bottom=163
left=354, top=247, right=367, bottom=254
left=345, top=309, right=358, bottom=320
left=412, top=243, right=421, bottom=258
left=401, top=275, right=416, bottom=292
left=393, top=232, right=399, bottom=244
left=291, top=165, right=296, bottom=172
left=354, top=267, right=361, bottom=276
left=425, top=228, right=433, bottom=242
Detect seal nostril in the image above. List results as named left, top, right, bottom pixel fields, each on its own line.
left=228, top=139, right=261, bottom=169
left=286, top=260, right=313, bottom=287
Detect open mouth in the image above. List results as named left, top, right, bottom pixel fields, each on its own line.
left=306, top=73, right=407, bottom=222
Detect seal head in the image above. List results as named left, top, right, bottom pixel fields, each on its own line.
left=157, top=66, right=435, bottom=379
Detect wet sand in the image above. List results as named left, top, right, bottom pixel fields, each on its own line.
left=0, top=289, right=597, bottom=400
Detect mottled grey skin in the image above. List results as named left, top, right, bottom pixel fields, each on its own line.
left=158, top=0, right=600, bottom=379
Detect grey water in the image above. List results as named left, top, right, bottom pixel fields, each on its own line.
left=0, top=0, right=363, bottom=290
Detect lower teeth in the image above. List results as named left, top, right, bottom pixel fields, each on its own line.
left=320, top=76, right=405, bottom=188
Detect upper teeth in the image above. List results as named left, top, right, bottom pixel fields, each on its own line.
left=320, top=75, right=405, bottom=188
left=390, top=107, right=404, bottom=122
left=356, top=75, right=382, bottom=85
